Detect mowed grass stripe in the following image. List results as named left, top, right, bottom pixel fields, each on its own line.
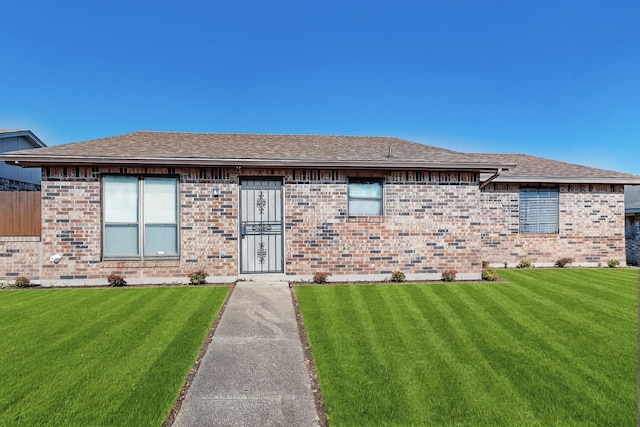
left=448, top=278, right=637, bottom=426
left=2, top=289, right=169, bottom=422
left=492, top=277, right=633, bottom=360
left=455, top=284, right=623, bottom=425
left=334, top=288, right=405, bottom=420
left=491, top=273, right=636, bottom=381
left=0, top=287, right=230, bottom=426
left=381, top=287, right=454, bottom=423
left=295, top=270, right=637, bottom=426
left=346, top=287, right=430, bottom=424
left=393, top=286, right=536, bottom=425
left=501, top=269, right=636, bottom=309
left=501, top=269, right=635, bottom=322
left=494, top=270, right=637, bottom=419
left=415, top=285, right=543, bottom=425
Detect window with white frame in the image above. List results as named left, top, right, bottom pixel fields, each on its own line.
left=519, top=187, right=559, bottom=234
left=103, top=176, right=178, bottom=258
left=348, top=178, right=384, bottom=216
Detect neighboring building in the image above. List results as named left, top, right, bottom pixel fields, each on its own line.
left=625, top=185, right=640, bottom=266
left=0, top=130, right=46, bottom=190
left=1, top=131, right=639, bottom=285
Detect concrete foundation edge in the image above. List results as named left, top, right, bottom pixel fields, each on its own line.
left=2, top=272, right=486, bottom=287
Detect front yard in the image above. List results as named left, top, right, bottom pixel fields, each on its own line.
left=0, top=286, right=230, bottom=426
left=296, top=269, right=638, bottom=426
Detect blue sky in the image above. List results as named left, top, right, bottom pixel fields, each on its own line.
left=2, top=1, right=639, bottom=174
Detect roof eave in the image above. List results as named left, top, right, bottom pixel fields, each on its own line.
left=492, top=176, right=640, bottom=185
left=2, top=155, right=514, bottom=172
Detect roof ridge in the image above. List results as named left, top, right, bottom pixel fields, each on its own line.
left=137, top=130, right=406, bottom=139
left=476, top=152, right=639, bottom=176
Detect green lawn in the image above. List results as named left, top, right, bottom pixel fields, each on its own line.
left=296, top=269, right=638, bottom=426
left=0, top=286, right=230, bottom=426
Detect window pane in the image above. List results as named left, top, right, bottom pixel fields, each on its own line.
left=349, top=182, right=382, bottom=199
left=105, top=224, right=139, bottom=257
left=104, top=176, right=138, bottom=222
left=145, top=224, right=178, bottom=256
left=350, top=199, right=383, bottom=216
left=144, top=178, right=177, bottom=223
left=349, top=180, right=383, bottom=216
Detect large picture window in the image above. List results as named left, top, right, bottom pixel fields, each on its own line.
left=348, top=178, right=383, bottom=216
left=104, top=176, right=178, bottom=258
left=519, top=187, right=559, bottom=234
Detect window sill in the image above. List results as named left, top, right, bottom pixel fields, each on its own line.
left=348, top=216, right=385, bottom=223
left=102, top=258, right=180, bottom=267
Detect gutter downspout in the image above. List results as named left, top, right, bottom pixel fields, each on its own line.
left=479, top=168, right=503, bottom=189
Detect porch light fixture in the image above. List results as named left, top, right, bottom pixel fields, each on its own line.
left=213, top=187, right=220, bottom=197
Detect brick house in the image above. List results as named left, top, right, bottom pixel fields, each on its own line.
left=1, top=131, right=639, bottom=285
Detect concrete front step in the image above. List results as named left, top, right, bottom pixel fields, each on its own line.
left=237, top=273, right=290, bottom=282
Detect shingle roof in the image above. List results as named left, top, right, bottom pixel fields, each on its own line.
left=626, top=185, right=640, bottom=213
left=2, top=131, right=639, bottom=184
left=476, top=153, right=640, bottom=184
left=0, top=131, right=511, bottom=172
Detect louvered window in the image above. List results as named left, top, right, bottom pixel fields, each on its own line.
left=519, top=187, right=559, bottom=234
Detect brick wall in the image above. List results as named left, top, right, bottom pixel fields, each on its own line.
left=481, top=183, right=626, bottom=266
left=37, top=166, right=240, bottom=285
left=285, top=169, right=481, bottom=279
left=0, top=237, right=41, bottom=282
left=28, top=166, right=483, bottom=284
left=626, top=213, right=640, bottom=266
left=3, top=165, right=629, bottom=286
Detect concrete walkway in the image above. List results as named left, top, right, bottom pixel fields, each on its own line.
left=173, top=281, right=319, bottom=427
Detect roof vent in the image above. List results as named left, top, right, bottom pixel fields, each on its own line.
left=387, top=145, right=395, bottom=158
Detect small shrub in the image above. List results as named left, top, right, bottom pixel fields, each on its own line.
left=107, top=274, right=127, bottom=287
left=503, top=261, right=509, bottom=268
left=482, top=261, right=490, bottom=269
left=607, top=259, right=620, bottom=268
left=482, top=268, right=498, bottom=281
left=189, top=270, right=208, bottom=285
left=517, top=259, right=532, bottom=269
left=441, top=269, right=458, bottom=282
left=390, top=271, right=406, bottom=283
left=15, top=276, right=31, bottom=288
left=555, top=257, right=574, bottom=268
left=313, top=272, right=331, bottom=284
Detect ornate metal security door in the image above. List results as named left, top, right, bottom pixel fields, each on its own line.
left=239, top=178, right=284, bottom=273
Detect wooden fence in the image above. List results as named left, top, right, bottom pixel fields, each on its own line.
left=0, top=191, right=41, bottom=236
